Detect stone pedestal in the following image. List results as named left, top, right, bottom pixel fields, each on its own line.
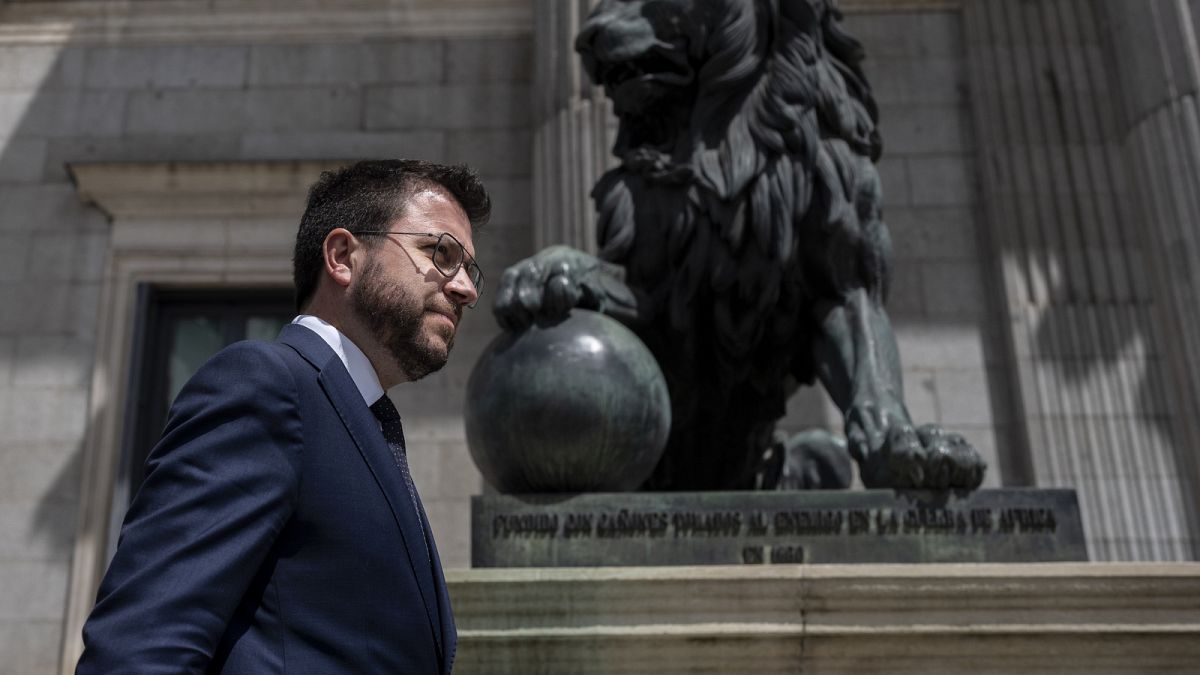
left=447, top=562, right=1200, bottom=674
left=472, top=489, right=1086, bottom=566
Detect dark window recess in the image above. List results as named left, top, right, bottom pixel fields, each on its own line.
left=122, top=287, right=294, bottom=501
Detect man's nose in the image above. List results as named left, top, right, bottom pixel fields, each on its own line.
left=445, top=265, right=479, bottom=308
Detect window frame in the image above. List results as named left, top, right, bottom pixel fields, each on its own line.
left=107, top=286, right=295, bottom=553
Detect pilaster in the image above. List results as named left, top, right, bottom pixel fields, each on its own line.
left=530, top=0, right=611, bottom=252
left=1096, top=0, right=1200, bottom=561
left=961, top=0, right=1198, bottom=560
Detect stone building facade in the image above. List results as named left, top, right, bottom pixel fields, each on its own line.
left=0, top=0, right=1195, bottom=672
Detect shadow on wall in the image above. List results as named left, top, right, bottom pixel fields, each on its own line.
left=1030, top=282, right=1198, bottom=562
left=30, top=445, right=84, bottom=561
left=1034, top=301, right=1177, bottom=450
left=0, top=32, right=108, bottom=675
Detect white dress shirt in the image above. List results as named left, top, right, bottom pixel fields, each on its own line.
left=291, top=315, right=385, bottom=406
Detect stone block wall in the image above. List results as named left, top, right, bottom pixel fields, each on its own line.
left=0, top=43, right=107, bottom=675
left=0, top=23, right=532, bottom=673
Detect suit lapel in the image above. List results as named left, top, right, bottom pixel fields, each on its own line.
left=278, top=325, right=445, bottom=660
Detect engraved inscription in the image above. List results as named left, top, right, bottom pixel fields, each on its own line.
left=487, top=505, right=1062, bottom=540
left=492, top=514, right=559, bottom=538
left=998, top=507, right=1057, bottom=533
left=876, top=509, right=900, bottom=535
left=742, top=546, right=765, bottom=564
left=476, top=491, right=1086, bottom=566
left=902, top=508, right=967, bottom=534
left=563, top=513, right=594, bottom=538
left=672, top=511, right=743, bottom=537
left=770, top=545, right=805, bottom=564
left=971, top=508, right=993, bottom=533
left=848, top=509, right=870, bottom=535
left=747, top=511, right=769, bottom=536
left=774, top=509, right=843, bottom=535
left=597, top=510, right=670, bottom=538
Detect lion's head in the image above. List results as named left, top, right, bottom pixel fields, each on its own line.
left=576, top=0, right=880, bottom=197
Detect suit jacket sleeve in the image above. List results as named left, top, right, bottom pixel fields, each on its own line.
left=77, top=341, right=304, bottom=674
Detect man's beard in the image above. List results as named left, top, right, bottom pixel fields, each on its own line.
left=352, top=256, right=454, bottom=381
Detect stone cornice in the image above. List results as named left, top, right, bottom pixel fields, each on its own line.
left=68, top=160, right=346, bottom=220
left=0, top=0, right=957, bottom=46
left=0, top=0, right=534, bottom=45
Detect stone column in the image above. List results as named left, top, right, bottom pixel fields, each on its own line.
left=531, top=0, right=613, bottom=253
left=1095, top=0, right=1200, bottom=558
left=962, top=0, right=1199, bottom=560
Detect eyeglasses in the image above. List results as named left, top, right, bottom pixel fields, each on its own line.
left=358, top=230, right=484, bottom=308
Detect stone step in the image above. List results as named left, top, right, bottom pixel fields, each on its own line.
left=447, top=562, right=1200, bottom=674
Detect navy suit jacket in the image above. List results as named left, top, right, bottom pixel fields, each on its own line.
left=78, top=324, right=456, bottom=674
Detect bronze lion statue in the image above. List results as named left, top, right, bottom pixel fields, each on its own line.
left=494, top=0, right=986, bottom=491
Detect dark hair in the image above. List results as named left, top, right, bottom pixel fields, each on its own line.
left=292, top=159, right=491, bottom=311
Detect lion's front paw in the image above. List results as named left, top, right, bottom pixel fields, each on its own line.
left=916, top=425, right=986, bottom=489
left=493, top=246, right=589, bottom=331
left=859, top=423, right=986, bottom=490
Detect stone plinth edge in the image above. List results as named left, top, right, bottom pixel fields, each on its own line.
left=447, top=562, right=1200, bottom=674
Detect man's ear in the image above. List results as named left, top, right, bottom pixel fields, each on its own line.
left=322, top=228, right=359, bottom=289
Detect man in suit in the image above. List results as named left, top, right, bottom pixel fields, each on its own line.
left=76, top=159, right=489, bottom=674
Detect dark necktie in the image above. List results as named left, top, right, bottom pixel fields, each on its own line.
left=369, top=395, right=439, bottom=618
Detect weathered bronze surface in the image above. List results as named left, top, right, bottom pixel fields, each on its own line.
left=489, top=0, right=986, bottom=492
left=466, top=309, right=671, bottom=493
left=473, top=489, right=1086, bottom=566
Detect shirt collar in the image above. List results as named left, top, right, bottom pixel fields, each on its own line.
left=291, top=314, right=385, bottom=405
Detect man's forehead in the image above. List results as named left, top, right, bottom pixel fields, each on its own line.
left=393, top=185, right=475, bottom=250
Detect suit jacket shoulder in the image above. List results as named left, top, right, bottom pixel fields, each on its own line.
left=79, top=338, right=306, bottom=672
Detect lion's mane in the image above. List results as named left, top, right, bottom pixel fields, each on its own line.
left=584, top=0, right=889, bottom=489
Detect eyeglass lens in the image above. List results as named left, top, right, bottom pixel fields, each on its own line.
left=432, top=233, right=483, bottom=294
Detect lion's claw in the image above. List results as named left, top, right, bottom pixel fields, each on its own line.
left=543, top=272, right=581, bottom=318
left=850, top=411, right=986, bottom=490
